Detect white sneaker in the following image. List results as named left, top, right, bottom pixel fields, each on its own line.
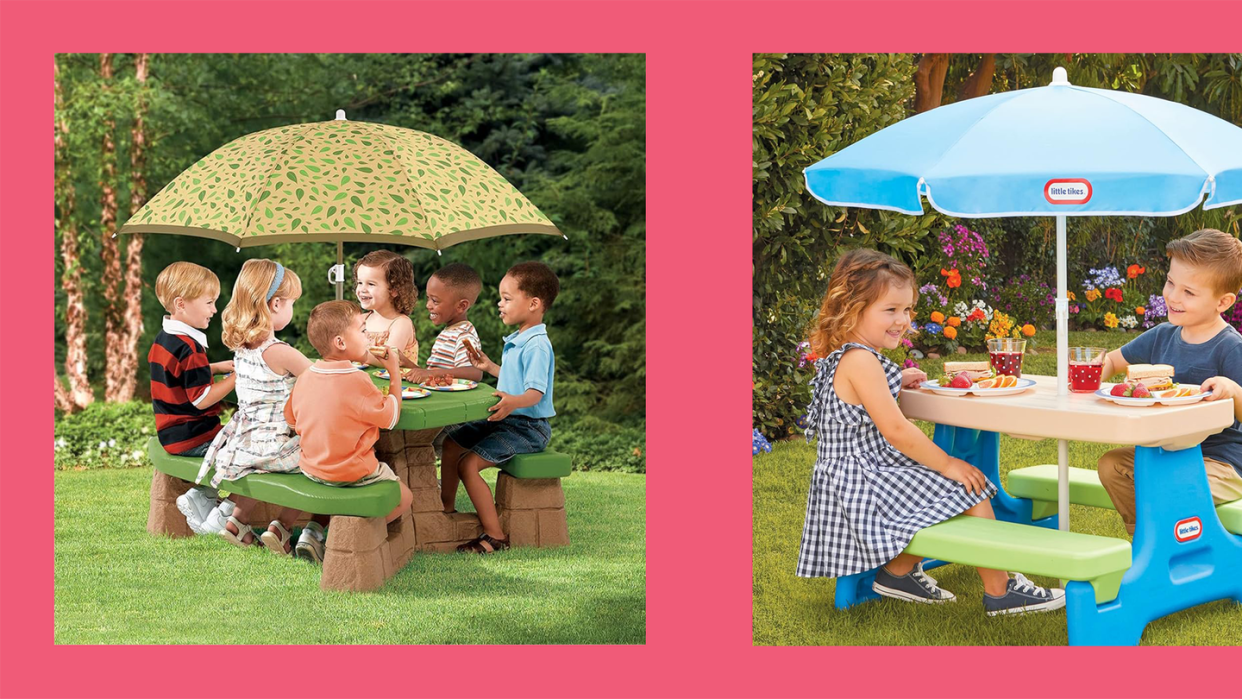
left=199, top=499, right=235, bottom=535
left=294, top=521, right=327, bottom=565
left=176, top=487, right=219, bottom=535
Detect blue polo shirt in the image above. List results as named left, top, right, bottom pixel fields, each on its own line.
left=496, top=323, right=556, bottom=419
left=1120, top=322, right=1242, bottom=477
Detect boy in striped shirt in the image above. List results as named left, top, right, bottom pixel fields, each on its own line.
left=148, top=262, right=236, bottom=533
left=415, top=263, right=484, bottom=463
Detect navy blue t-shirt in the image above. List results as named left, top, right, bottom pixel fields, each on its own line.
left=1120, top=322, right=1242, bottom=477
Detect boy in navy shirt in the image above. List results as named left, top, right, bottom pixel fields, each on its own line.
left=1098, top=229, right=1242, bottom=534
left=441, top=261, right=558, bottom=553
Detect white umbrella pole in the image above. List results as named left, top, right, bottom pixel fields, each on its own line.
left=1056, top=214, right=1070, bottom=531
left=335, top=241, right=344, bottom=301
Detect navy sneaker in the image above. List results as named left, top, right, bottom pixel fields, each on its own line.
left=983, top=573, right=1066, bottom=616
left=872, top=563, right=957, bottom=604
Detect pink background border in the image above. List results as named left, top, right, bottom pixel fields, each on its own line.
left=4, top=1, right=1241, bottom=697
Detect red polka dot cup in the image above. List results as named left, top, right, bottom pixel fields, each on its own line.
left=987, top=338, right=1026, bottom=378
left=1069, top=346, right=1107, bottom=393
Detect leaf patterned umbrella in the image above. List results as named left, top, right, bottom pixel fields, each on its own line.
left=120, top=112, right=563, bottom=296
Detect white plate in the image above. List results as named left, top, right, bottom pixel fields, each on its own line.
left=1094, top=383, right=1211, bottom=407
left=420, top=379, right=478, bottom=392
left=918, top=378, right=1035, bottom=397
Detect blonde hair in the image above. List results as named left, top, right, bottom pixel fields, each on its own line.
left=307, top=300, right=361, bottom=357
left=809, top=249, right=918, bottom=357
left=221, top=259, right=303, bottom=350
left=1166, top=228, right=1242, bottom=297
left=155, top=261, right=220, bottom=313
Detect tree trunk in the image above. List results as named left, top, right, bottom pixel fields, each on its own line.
left=99, top=53, right=124, bottom=402
left=914, top=53, right=950, bottom=113
left=115, top=53, right=149, bottom=402
left=957, top=54, right=996, bottom=101
left=55, top=375, right=73, bottom=413
left=56, top=56, right=93, bottom=411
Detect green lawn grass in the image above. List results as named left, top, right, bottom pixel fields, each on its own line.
left=754, top=329, right=1242, bottom=646
left=55, top=468, right=645, bottom=644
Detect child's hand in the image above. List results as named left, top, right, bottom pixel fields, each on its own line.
left=900, top=367, right=927, bottom=389
left=1201, top=376, right=1239, bottom=401
left=381, top=346, right=402, bottom=376
left=487, top=391, right=521, bottom=421
left=211, top=360, right=234, bottom=375
left=464, top=340, right=495, bottom=373
left=941, top=457, right=989, bottom=496
left=403, top=367, right=429, bottom=384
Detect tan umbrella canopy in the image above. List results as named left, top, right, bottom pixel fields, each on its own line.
left=121, top=111, right=563, bottom=296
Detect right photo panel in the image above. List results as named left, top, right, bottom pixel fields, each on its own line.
left=753, top=53, right=1242, bottom=646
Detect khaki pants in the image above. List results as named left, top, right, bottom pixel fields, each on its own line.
left=1097, top=447, right=1242, bottom=535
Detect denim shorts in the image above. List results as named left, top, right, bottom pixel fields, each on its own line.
left=176, top=442, right=212, bottom=458
left=445, top=415, right=551, bottom=464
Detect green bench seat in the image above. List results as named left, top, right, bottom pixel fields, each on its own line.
left=146, top=437, right=398, bottom=517
left=1007, top=464, right=1242, bottom=535
left=905, top=515, right=1132, bottom=603
left=497, top=451, right=573, bottom=479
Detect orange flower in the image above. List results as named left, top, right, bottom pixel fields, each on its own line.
left=1127, top=264, right=1147, bottom=279
left=930, top=311, right=945, bottom=324
left=940, top=267, right=963, bottom=289
left=947, top=316, right=961, bottom=327
left=943, top=325, right=958, bottom=340
left=1021, top=324, right=1036, bottom=337
left=1067, top=291, right=1077, bottom=301
left=1085, top=288, right=1102, bottom=302
left=1136, top=306, right=1146, bottom=315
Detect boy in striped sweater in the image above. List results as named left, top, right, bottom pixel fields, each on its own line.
left=415, top=263, right=485, bottom=464
left=148, top=261, right=236, bottom=533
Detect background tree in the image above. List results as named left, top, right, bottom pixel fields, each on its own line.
left=55, top=55, right=92, bottom=411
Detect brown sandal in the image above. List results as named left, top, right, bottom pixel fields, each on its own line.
left=456, top=533, right=510, bottom=554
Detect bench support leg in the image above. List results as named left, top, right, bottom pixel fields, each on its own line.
left=321, top=511, right=416, bottom=592
left=933, top=425, right=1056, bottom=529
left=147, top=470, right=195, bottom=538
left=495, top=474, right=569, bottom=548
left=1064, top=445, right=1242, bottom=645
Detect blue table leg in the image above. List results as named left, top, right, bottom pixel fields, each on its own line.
left=834, top=424, right=1047, bottom=609
left=1065, top=445, right=1242, bottom=646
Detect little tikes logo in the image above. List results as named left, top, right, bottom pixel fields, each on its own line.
left=1174, top=517, right=1202, bottom=543
left=1044, top=178, right=1093, bottom=205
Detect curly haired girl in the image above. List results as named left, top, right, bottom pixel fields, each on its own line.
left=798, top=248, right=1064, bottom=616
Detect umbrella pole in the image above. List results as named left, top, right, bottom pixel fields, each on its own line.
left=336, top=241, right=343, bottom=301
left=1057, top=214, right=1070, bottom=532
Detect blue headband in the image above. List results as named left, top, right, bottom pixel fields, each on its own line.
left=266, top=263, right=285, bottom=301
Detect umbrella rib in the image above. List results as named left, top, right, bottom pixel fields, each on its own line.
left=240, top=124, right=313, bottom=239
left=370, top=124, right=437, bottom=250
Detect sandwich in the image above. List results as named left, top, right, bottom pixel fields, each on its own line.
left=942, top=361, right=993, bottom=382
left=368, top=345, right=390, bottom=360
left=1125, top=364, right=1174, bottom=391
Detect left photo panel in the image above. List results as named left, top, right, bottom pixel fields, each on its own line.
left=53, top=53, right=646, bottom=644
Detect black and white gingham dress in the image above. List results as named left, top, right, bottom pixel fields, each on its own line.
left=796, top=342, right=996, bottom=579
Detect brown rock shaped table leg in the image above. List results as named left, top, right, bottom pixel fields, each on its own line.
left=147, top=470, right=194, bottom=538
left=373, top=427, right=484, bottom=553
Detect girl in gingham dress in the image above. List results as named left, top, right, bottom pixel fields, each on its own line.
left=797, top=249, right=1064, bottom=615
left=198, top=260, right=329, bottom=559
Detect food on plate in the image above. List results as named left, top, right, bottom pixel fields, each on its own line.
left=1109, top=382, right=1152, bottom=398
left=1156, top=386, right=1201, bottom=399
left=943, top=361, right=993, bottom=382
left=1125, top=364, right=1174, bottom=391
left=423, top=373, right=455, bottom=388
left=975, top=374, right=1019, bottom=389
left=937, top=371, right=974, bottom=389
left=368, top=345, right=390, bottom=360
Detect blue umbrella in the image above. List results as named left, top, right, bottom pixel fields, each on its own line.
left=804, top=67, right=1242, bottom=530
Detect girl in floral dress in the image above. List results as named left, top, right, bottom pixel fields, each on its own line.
left=197, top=259, right=324, bottom=556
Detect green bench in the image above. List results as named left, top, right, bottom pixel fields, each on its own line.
left=904, top=515, right=1132, bottom=604
left=146, top=437, right=398, bottom=517
left=1007, top=464, right=1242, bottom=535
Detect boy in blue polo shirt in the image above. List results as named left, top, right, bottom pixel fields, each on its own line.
left=442, top=261, right=558, bottom=554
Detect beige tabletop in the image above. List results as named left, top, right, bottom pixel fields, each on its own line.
left=899, top=374, right=1234, bottom=450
